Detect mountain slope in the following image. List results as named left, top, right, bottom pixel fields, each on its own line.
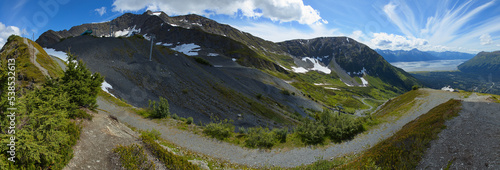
left=35, top=11, right=421, bottom=126
left=458, top=51, right=500, bottom=75
left=426, top=51, right=475, bottom=60
left=279, top=37, right=420, bottom=91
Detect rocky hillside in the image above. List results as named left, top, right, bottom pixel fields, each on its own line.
left=458, top=51, right=500, bottom=75
left=279, top=37, right=420, bottom=90
left=35, top=10, right=421, bottom=127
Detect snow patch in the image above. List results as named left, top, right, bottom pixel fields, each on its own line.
left=360, top=77, right=369, bottom=87
left=324, top=87, right=341, bottom=91
left=346, top=37, right=349, bottom=43
left=150, top=12, right=162, bottom=16
left=441, top=86, right=455, bottom=92
left=232, top=58, right=237, bottom=62
left=291, top=66, right=308, bottom=73
left=207, top=53, right=218, bottom=56
left=171, top=43, right=200, bottom=56
left=156, top=42, right=173, bottom=46
left=114, top=25, right=141, bottom=37
left=43, top=48, right=68, bottom=61
left=101, top=81, right=116, bottom=98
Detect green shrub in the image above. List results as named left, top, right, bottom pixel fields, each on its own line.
left=142, top=129, right=161, bottom=140
left=295, top=121, right=326, bottom=145
left=245, top=127, right=276, bottom=148
left=186, top=117, right=193, bottom=124
left=61, top=53, right=104, bottom=109
left=194, top=57, right=212, bottom=66
left=412, top=85, right=420, bottom=90
left=203, top=119, right=234, bottom=140
left=319, top=111, right=364, bottom=142
left=141, top=134, right=199, bottom=170
left=172, top=114, right=179, bottom=120
left=273, top=127, right=288, bottom=143
left=281, top=89, right=291, bottom=95
left=113, top=144, right=155, bottom=170
left=149, top=97, right=170, bottom=118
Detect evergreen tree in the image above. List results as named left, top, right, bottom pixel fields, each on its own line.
left=61, top=53, right=103, bottom=109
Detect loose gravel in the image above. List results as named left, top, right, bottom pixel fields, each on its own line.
left=97, top=89, right=464, bottom=168
left=417, top=101, right=500, bottom=169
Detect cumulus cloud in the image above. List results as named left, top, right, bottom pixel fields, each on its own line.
left=95, top=7, right=107, bottom=16
left=112, top=0, right=326, bottom=25
left=480, top=34, right=492, bottom=45
left=0, top=22, right=23, bottom=48
left=371, top=32, right=428, bottom=50
left=349, top=30, right=365, bottom=41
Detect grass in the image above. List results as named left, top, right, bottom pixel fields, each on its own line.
left=341, top=99, right=462, bottom=169
left=372, top=89, right=425, bottom=120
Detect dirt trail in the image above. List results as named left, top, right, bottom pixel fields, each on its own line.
left=23, top=38, right=49, bottom=76
left=63, top=111, right=166, bottom=170
left=418, top=101, right=500, bottom=169
left=97, top=88, right=463, bottom=168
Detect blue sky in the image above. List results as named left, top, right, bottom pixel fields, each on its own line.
left=1, top=0, right=500, bottom=54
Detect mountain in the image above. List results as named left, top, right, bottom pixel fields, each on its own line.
left=425, top=51, right=475, bottom=60
left=35, top=11, right=421, bottom=127
left=458, top=51, right=500, bottom=75
left=376, top=49, right=475, bottom=62
left=375, top=48, right=440, bottom=62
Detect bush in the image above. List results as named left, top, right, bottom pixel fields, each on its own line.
left=295, top=121, right=326, bottom=145
left=194, top=57, right=212, bottom=66
left=281, top=89, right=291, bottom=95
left=141, top=134, right=199, bottom=170
left=186, top=117, right=193, bottom=124
left=273, top=127, right=288, bottom=143
left=61, top=53, right=104, bottom=109
left=113, top=144, right=155, bottom=170
left=142, top=129, right=161, bottom=140
left=149, top=97, right=170, bottom=118
left=319, top=111, right=364, bottom=142
left=172, top=114, right=179, bottom=120
left=412, top=85, right=420, bottom=90
left=245, top=127, right=276, bottom=148
left=203, top=119, right=234, bottom=140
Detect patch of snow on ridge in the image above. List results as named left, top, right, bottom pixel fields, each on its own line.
left=291, top=57, right=331, bottom=74
left=101, top=81, right=116, bottom=98
left=171, top=43, right=200, bottom=56
left=43, top=48, right=68, bottom=61
left=113, top=25, right=141, bottom=37
left=441, top=86, right=455, bottom=92
left=302, top=57, right=331, bottom=74
left=151, top=12, right=162, bottom=16
left=291, top=66, right=308, bottom=73
left=360, top=77, right=369, bottom=87
left=207, top=53, right=218, bottom=56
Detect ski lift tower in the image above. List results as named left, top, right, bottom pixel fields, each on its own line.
left=149, top=34, right=156, bottom=61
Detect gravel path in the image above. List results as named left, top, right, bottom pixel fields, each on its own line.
left=417, top=100, right=500, bottom=169
left=97, top=88, right=463, bottom=168
left=23, top=38, right=49, bottom=76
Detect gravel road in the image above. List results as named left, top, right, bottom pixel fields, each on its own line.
left=97, top=88, right=463, bottom=168
left=417, top=100, right=500, bottom=169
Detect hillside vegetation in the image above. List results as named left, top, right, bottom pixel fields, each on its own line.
left=0, top=35, right=102, bottom=169
left=458, top=51, right=500, bottom=75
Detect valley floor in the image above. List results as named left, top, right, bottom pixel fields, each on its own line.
left=86, top=88, right=467, bottom=168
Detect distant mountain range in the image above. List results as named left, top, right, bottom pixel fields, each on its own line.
left=458, top=51, right=500, bottom=75
left=375, top=48, right=475, bottom=62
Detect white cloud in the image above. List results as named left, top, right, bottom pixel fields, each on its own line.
left=0, top=22, right=23, bottom=48
left=380, top=1, right=500, bottom=53
left=349, top=30, right=365, bottom=41
left=480, top=34, right=492, bottom=45
left=370, top=32, right=428, bottom=50
left=95, top=7, right=107, bottom=16
left=112, top=0, right=326, bottom=25
left=234, top=22, right=339, bottom=42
